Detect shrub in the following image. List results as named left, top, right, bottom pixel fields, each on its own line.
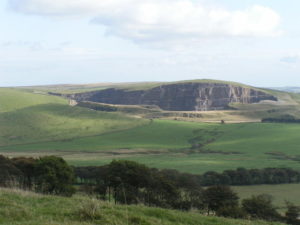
left=242, top=194, right=281, bottom=221
left=203, top=186, right=239, bottom=214
left=76, top=198, right=102, bottom=220
left=34, top=156, right=75, bottom=196
left=216, top=206, right=247, bottom=219
left=285, top=201, right=300, bottom=225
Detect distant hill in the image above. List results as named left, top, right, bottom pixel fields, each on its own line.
left=2, top=79, right=300, bottom=174
left=48, top=79, right=278, bottom=111
left=12, top=79, right=300, bottom=122
left=271, top=87, right=300, bottom=93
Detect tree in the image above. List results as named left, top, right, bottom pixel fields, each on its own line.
left=285, top=201, right=300, bottom=225
left=34, top=156, right=75, bottom=196
left=12, top=157, right=36, bottom=189
left=0, top=155, right=23, bottom=187
left=242, top=194, right=281, bottom=221
left=203, top=185, right=239, bottom=214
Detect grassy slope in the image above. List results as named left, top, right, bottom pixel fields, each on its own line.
left=23, top=79, right=254, bottom=93
left=0, top=104, right=147, bottom=146
left=0, top=120, right=214, bottom=151
left=1, top=86, right=300, bottom=174
left=207, top=123, right=300, bottom=155
left=2, top=120, right=300, bottom=174
left=0, top=188, right=284, bottom=225
left=0, top=88, right=67, bottom=112
left=0, top=88, right=147, bottom=147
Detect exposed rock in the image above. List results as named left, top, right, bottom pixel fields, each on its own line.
left=64, top=82, right=277, bottom=111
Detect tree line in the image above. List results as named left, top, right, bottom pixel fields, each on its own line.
left=0, top=155, right=75, bottom=196
left=262, top=114, right=300, bottom=123
left=1, top=155, right=300, bottom=224
left=76, top=166, right=300, bottom=187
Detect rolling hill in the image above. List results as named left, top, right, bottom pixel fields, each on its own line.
left=2, top=80, right=300, bottom=215
left=0, top=88, right=147, bottom=146
left=1, top=80, right=300, bottom=174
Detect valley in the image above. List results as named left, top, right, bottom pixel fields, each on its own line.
left=1, top=80, right=300, bottom=221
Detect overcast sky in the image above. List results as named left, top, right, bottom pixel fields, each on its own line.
left=1, top=0, right=300, bottom=87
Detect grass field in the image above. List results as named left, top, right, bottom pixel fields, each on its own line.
left=0, top=188, right=284, bottom=225
left=0, top=88, right=67, bottom=112
left=1, top=85, right=300, bottom=217
left=0, top=120, right=215, bottom=151
left=2, top=120, right=300, bottom=174
left=0, top=104, right=147, bottom=146
left=0, top=86, right=148, bottom=146
left=233, top=183, right=300, bottom=212
left=1, top=87, right=300, bottom=174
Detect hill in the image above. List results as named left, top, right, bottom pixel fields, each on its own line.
left=0, top=88, right=67, bottom=113
left=3, top=120, right=300, bottom=173
left=20, top=79, right=258, bottom=93
left=37, top=80, right=300, bottom=122
left=58, top=80, right=277, bottom=111
left=0, top=88, right=147, bottom=147
left=0, top=188, right=284, bottom=225
left=2, top=81, right=300, bottom=174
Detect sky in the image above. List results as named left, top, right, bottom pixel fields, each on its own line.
left=0, top=0, right=300, bottom=87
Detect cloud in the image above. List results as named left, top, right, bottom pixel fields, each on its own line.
left=8, top=0, right=282, bottom=43
left=280, top=56, right=299, bottom=64
left=2, top=40, right=44, bottom=51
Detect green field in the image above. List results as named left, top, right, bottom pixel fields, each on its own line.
left=0, top=88, right=67, bottom=112
left=1, top=87, right=300, bottom=174
left=0, top=104, right=146, bottom=146
left=0, top=88, right=147, bottom=146
left=2, top=120, right=300, bottom=174
left=233, top=183, right=300, bottom=212
left=0, top=188, right=284, bottom=225
left=1, top=85, right=300, bottom=220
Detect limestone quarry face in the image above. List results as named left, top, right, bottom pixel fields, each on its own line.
left=67, top=83, right=277, bottom=111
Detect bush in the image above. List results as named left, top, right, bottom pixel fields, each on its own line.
left=216, top=206, right=247, bottom=219
left=242, top=194, right=281, bottom=221
left=76, top=198, right=102, bottom=220
left=203, top=186, right=239, bottom=214
left=285, top=202, right=300, bottom=225
left=34, top=156, right=75, bottom=196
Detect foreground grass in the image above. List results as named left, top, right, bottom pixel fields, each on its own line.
left=0, top=188, right=284, bottom=225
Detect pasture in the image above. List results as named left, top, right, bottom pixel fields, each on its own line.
left=1, top=119, right=300, bottom=174
left=233, top=183, right=300, bottom=211
left=0, top=88, right=67, bottom=112
left=1, top=87, right=300, bottom=174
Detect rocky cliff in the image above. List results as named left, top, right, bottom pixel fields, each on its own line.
left=66, top=82, right=277, bottom=111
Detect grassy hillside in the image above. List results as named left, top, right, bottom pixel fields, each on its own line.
left=0, top=188, right=284, bottom=225
left=2, top=120, right=300, bottom=174
left=22, top=79, right=256, bottom=93
left=0, top=88, right=67, bottom=112
left=0, top=87, right=147, bottom=147
left=0, top=120, right=214, bottom=151
left=2, top=84, right=300, bottom=174
left=0, top=104, right=147, bottom=146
